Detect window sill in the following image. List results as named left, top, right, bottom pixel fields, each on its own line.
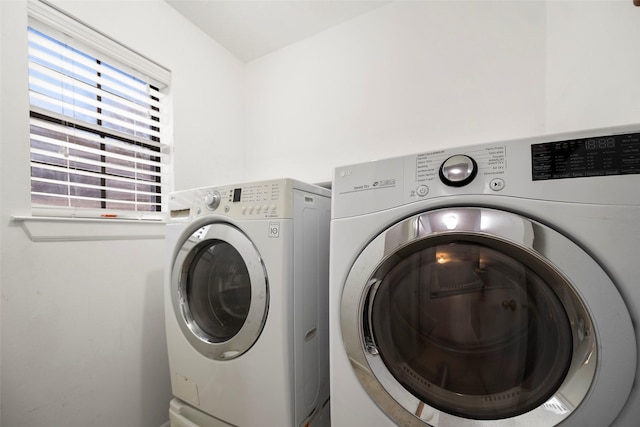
left=12, top=216, right=166, bottom=242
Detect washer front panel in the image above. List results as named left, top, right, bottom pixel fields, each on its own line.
left=172, top=220, right=269, bottom=360
left=340, top=207, right=634, bottom=426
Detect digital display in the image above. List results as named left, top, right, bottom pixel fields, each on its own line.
left=585, top=137, right=615, bottom=150
left=531, top=132, right=640, bottom=181
left=233, top=188, right=242, bottom=202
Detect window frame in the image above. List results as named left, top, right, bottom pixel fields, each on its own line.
left=27, top=0, right=172, bottom=221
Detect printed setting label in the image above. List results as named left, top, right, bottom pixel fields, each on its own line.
left=416, top=150, right=444, bottom=182
left=482, top=146, right=507, bottom=175
left=268, top=222, right=280, bottom=238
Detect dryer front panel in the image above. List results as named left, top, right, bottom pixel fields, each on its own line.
left=340, top=207, right=635, bottom=427
left=172, top=221, right=269, bottom=360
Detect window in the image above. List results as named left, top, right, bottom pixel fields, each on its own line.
left=27, top=1, right=171, bottom=220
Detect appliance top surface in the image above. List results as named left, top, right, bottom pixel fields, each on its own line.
left=169, top=177, right=330, bottom=221
left=332, top=125, right=640, bottom=219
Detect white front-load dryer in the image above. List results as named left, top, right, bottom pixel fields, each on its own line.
left=165, top=178, right=331, bottom=427
left=329, top=126, right=640, bottom=426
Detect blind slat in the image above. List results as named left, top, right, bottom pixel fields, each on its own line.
left=31, top=176, right=163, bottom=199
left=31, top=122, right=168, bottom=166
left=30, top=92, right=163, bottom=140
left=31, top=191, right=162, bottom=208
left=31, top=146, right=164, bottom=179
left=28, top=44, right=165, bottom=109
left=29, top=61, right=164, bottom=121
left=28, top=30, right=152, bottom=91
left=31, top=162, right=164, bottom=189
left=30, top=113, right=166, bottom=151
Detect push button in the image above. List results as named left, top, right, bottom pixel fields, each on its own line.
left=490, top=178, right=505, bottom=191
left=416, top=185, right=429, bottom=197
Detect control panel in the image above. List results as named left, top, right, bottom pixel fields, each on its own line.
left=333, top=126, right=640, bottom=219
left=192, top=179, right=294, bottom=219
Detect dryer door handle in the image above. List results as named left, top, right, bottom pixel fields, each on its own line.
left=363, top=278, right=382, bottom=355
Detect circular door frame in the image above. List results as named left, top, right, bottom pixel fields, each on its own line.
left=172, top=219, right=269, bottom=360
left=340, top=207, right=636, bottom=427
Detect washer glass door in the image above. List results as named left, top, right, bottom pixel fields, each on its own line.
left=172, top=222, right=268, bottom=360
left=188, top=240, right=252, bottom=342
left=340, top=207, right=634, bottom=426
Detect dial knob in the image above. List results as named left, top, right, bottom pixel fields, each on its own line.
left=439, top=154, right=478, bottom=187
left=204, top=190, right=221, bottom=210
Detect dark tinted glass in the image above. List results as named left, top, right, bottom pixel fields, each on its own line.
left=370, top=242, right=572, bottom=419
left=187, top=241, right=251, bottom=341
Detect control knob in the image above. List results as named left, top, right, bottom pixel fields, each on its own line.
left=439, top=154, right=478, bottom=187
left=204, top=190, right=221, bottom=210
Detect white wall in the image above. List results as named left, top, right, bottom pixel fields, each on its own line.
left=244, top=0, right=640, bottom=184
left=245, top=1, right=548, bottom=184
left=0, top=1, right=244, bottom=426
left=546, top=0, right=640, bottom=132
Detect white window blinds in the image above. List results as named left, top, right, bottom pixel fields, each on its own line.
left=27, top=7, right=171, bottom=220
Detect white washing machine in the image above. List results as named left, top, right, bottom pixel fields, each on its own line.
left=329, top=126, right=640, bottom=426
left=165, top=178, right=331, bottom=427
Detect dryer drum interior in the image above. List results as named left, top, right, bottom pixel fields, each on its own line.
left=365, top=237, right=574, bottom=420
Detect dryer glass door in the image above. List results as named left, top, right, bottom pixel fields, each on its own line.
left=368, top=240, right=573, bottom=419
left=172, top=222, right=269, bottom=360
left=340, top=207, right=630, bottom=426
